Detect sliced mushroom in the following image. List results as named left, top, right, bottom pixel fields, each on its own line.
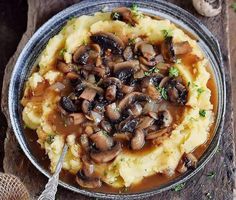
left=57, top=61, right=73, bottom=73
left=182, top=152, right=197, bottom=169
left=120, top=84, right=135, bottom=94
left=123, top=46, right=133, bottom=61
left=81, top=156, right=94, bottom=177
left=141, top=74, right=164, bottom=88
left=113, top=132, right=132, bottom=141
left=161, top=37, right=176, bottom=62
left=146, top=84, right=161, bottom=100
left=174, top=41, right=192, bottom=55
left=90, top=142, right=122, bottom=163
left=69, top=113, right=86, bottom=125
left=100, top=120, right=112, bottom=133
left=146, top=127, right=169, bottom=140
left=111, top=7, right=136, bottom=26
left=158, top=110, right=173, bottom=128
left=59, top=96, right=77, bottom=113
left=131, top=129, right=145, bottom=150
left=76, top=171, right=101, bottom=188
left=159, top=76, right=170, bottom=88
left=139, top=56, right=156, bottom=67
left=81, top=100, right=91, bottom=114
left=137, top=116, right=154, bottom=130
left=118, top=117, right=139, bottom=132
left=90, top=32, right=124, bottom=54
left=128, top=103, right=142, bottom=117
left=192, top=0, right=222, bottom=17
left=105, top=102, right=121, bottom=121
left=79, top=88, right=97, bottom=101
left=137, top=42, right=156, bottom=61
left=82, top=81, right=104, bottom=95
left=90, top=131, right=114, bottom=151
left=118, top=92, right=150, bottom=111
left=105, top=85, right=117, bottom=101
left=113, top=60, right=140, bottom=82
left=80, top=134, right=90, bottom=151
left=102, top=77, right=122, bottom=88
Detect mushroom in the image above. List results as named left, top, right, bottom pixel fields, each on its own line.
left=105, top=85, right=117, bottom=101
left=100, top=120, right=112, bottom=133
left=192, top=0, right=222, bottom=17
left=69, top=113, right=86, bottom=125
left=174, top=41, right=192, bottom=55
left=81, top=100, right=91, bottom=114
left=135, top=42, right=156, bottom=61
left=161, top=37, right=176, bottom=62
left=90, top=131, right=114, bottom=151
left=105, top=102, right=121, bottom=121
left=73, top=44, right=101, bottom=65
left=131, top=129, right=145, bottom=150
left=157, top=110, right=173, bottom=128
left=101, top=77, right=122, bottom=88
left=146, top=84, right=161, bottom=100
left=159, top=76, right=170, bottom=88
left=75, top=81, right=84, bottom=95
left=123, top=46, right=133, bottom=61
left=90, top=142, right=122, bottom=163
left=113, top=132, right=132, bottom=141
left=79, top=88, right=97, bottom=101
left=137, top=116, right=155, bottom=130
left=118, top=92, right=150, bottom=111
left=82, top=81, right=104, bottom=95
left=141, top=74, right=164, bottom=88
left=128, top=103, right=142, bottom=117
left=177, top=152, right=197, bottom=173
left=57, top=61, right=73, bottom=73
left=81, top=156, right=94, bottom=177
left=139, top=56, right=156, bottom=67
left=111, top=7, right=136, bottom=26
left=120, top=84, right=135, bottom=94
left=80, top=134, right=90, bottom=151
left=90, top=32, right=124, bottom=54
left=146, top=127, right=170, bottom=140
left=59, top=96, right=77, bottom=113
left=118, top=116, right=139, bottom=132
left=76, top=171, right=102, bottom=188
left=113, top=60, right=140, bottom=82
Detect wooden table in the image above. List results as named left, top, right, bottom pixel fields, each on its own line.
left=1, top=0, right=235, bottom=199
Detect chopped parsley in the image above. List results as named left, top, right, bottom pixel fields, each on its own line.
left=59, top=48, right=66, bottom=57
left=172, top=183, right=185, bottom=192
left=199, top=109, right=206, bottom=117
left=187, top=81, right=191, bottom=87
left=162, top=29, right=173, bottom=39
left=130, top=3, right=138, bottom=12
left=197, top=88, right=204, bottom=95
left=157, top=87, right=168, bottom=100
left=144, top=67, right=159, bottom=76
left=169, top=66, right=179, bottom=77
left=111, top=12, right=121, bottom=20
left=128, top=38, right=136, bottom=45
left=46, top=135, right=55, bottom=144
left=231, top=2, right=236, bottom=12
left=82, top=40, right=87, bottom=45
left=206, top=171, right=216, bottom=179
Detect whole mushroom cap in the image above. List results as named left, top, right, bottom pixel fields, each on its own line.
left=192, top=0, right=222, bottom=17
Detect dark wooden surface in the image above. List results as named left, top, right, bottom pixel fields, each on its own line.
left=0, top=0, right=235, bottom=199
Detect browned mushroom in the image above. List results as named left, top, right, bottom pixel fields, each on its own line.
left=69, top=113, right=86, bottom=125
left=158, top=110, right=173, bottom=128
left=141, top=74, right=164, bottom=88
left=113, top=132, right=132, bottom=141
left=81, top=156, right=94, bottom=177
left=131, top=129, right=145, bottom=150
left=76, top=171, right=102, bottom=188
left=118, top=116, right=139, bottom=132
left=137, top=116, right=155, bottom=130
left=128, top=103, right=142, bottom=117
left=100, top=120, right=112, bottom=133
left=82, top=100, right=91, bottom=114
left=105, top=102, right=121, bottom=121
left=90, top=142, right=122, bottom=163
left=57, top=61, right=73, bottom=73
left=102, top=77, right=122, bottom=88
left=90, top=32, right=124, bottom=54
left=139, top=56, right=156, bottom=67
left=111, top=7, right=136, bottom=26
left=90, top=131, right=114, bottom=151
left=123, top=46, right=133, bottom=61
left=174, top=41, right=192, bottom=55
left=79, top=88, right=97, bottom=101
left=120, top=84, right=135, bottom=94
left=118, top=92, right=150, bottom=111
left=80, top=134, right=90, bottom=151
left=59, top=96, right=77, bottom=113
left=176, top=152, right=197, bottom=173
left=146, top=84, right=161, bottom=100
left=146, top=127, right=170, bottom=140
left=105, top=85, right=117, bottom=101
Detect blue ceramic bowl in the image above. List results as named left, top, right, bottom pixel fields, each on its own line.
left=8, top=0, right=226, bottom=199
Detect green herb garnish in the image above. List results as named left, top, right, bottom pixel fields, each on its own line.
left=59, top=48, right=66, bottom=57
left=46, top=135, right=55, bottom=144
left=144, top=67, right=159, bottom=76
left=197, top=88, right=204, bottom=95
left=162, top=29, right=173, bottom=39
left=199, top=109, right=206, bottom=117
left=128, top=38, right=136, bottom=45
left=131, top=3, right=138, bottom=12
left=157, top=87, right=168, bottom=100
left=231, top=3, right=236, bottom=12
left=206, top=171, right=216, bottom=179
left=172, top=183, right=185, bottom=192
left=111, top=12, right=121, bottom=20
left=187, top=81, right=191, bottom=87
left=169, top=66, right=179, bottom=77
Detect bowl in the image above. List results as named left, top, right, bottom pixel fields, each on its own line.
left=8, top=0, right=226, bottom=199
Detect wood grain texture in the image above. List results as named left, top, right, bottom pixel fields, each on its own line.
left=1, top=0, right=235, bottom=199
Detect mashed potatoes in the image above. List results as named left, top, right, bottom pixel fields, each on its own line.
left=21, top=9, right=214, bottom=189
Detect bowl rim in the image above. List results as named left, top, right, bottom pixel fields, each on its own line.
left=8, top=0, right=226, bottom=199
